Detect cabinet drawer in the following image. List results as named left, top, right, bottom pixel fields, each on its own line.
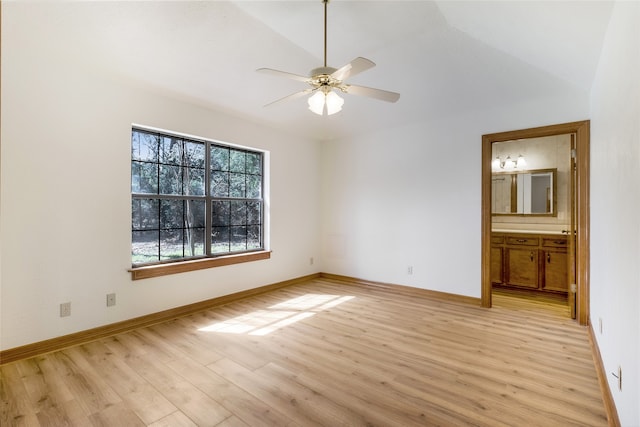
left=506, top=236, right=539, bottom=246
left=542, top=237, right=568, bottom=248
left=491, top=235, right=505, bottom=244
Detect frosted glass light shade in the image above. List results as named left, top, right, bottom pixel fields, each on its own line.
left=492, top=157, right=501, bottom=170
left=325, top=91, right=344, bottom=115
left=308, top=91, right=325, bottom=115
left=307, top=89, right=344, bottom=116
left=504, top=156, right=514, bottom=169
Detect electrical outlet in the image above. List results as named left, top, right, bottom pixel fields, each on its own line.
left=106, top=293, right=116, bottom=307
left=599, top=317, right=603, bottom=334
left=60, top=302, right=71, bottom=317
left=407, top=266, right=413, bottom=275
left=309, top=257, right=314, bottom=266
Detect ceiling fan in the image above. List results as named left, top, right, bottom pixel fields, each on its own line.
left=257, top=0, right=400, bottom=116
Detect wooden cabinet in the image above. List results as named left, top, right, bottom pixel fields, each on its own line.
left=492, top=232, right=568, bottom=295
left=541, top=237, right=569, bottom=293
left=490, top=234, right=504, bottom=285
left=506, top=246, right=539, bottom=289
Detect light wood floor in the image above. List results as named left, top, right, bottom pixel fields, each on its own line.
left=1, top=278, right=608, bottom=426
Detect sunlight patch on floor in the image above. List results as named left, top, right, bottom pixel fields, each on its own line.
left=198, top=294, right=355, bottom=336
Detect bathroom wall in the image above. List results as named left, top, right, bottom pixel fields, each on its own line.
left=492, top=134, right=571, bottom=233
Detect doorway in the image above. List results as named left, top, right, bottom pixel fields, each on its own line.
left=481, top=121, right=590, bottom=325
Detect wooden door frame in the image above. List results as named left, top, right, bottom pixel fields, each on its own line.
left=481, top=120, right=590, bottom=325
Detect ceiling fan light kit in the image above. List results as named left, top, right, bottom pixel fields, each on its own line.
left=257, top=0, right=400, bottom=116
left=308, top=88, right=345, bottom=115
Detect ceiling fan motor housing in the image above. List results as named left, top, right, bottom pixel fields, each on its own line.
left=310, top=66, right=337, bottom=77
left=310, top=66, right=339, bottom=84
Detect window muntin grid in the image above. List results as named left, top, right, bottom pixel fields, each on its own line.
left=131, top=128, right=264, bottom=266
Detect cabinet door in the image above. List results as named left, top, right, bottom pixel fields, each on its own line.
left=542, top=249, right=568, bottom=292
left=491, top=246, right=504, bottom=284
left=506, top=247, right=539, bottom=289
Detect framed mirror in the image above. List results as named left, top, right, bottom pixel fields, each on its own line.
left=491, top=168, right=557, bottom=216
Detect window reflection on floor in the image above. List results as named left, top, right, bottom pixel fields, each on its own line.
left=198, top=294, right=355, bottom=336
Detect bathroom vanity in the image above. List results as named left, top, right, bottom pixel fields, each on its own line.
left=491, top=231, right=568, bottom=295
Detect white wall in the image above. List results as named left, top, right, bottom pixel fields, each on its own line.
left=589, top=1, right=640, bottom=425
left=320, top=90, right=590, bottom=297
left=0, top=8, right=320, bottom=350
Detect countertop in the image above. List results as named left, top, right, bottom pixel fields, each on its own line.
left=492, top=229, right=567, bottom=235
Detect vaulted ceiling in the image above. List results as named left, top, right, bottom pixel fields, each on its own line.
left=12, top=1, right=613, bottom=140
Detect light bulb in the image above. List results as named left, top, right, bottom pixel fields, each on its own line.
left=517, top=154, right=526, bottom=168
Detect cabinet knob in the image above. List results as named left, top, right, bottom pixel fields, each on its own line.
left=547, top=253, right=551, bottom=263
left=530, top=251, right=534, bottom=262
left=517, top=239, right=528, bottom=243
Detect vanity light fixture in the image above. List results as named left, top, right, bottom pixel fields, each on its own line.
left=493, top=154, right=526, bottom=170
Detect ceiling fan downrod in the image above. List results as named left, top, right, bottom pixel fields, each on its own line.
left=323, top=0, right=329, bottom=68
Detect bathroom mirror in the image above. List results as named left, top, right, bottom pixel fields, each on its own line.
left=491, top=168, right=557, bottom=216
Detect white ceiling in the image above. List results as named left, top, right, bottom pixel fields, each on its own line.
left=14, top=1, right=614, bottom=141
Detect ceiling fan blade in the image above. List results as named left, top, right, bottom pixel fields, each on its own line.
left=257, top=68, right=310, bottom=83
left=345, top=84, right=400, bottom=103
left=331, top=57, right=376, bottom=81
left=264, top=88, right=314, bottom=107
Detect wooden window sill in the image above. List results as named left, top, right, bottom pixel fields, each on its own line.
left=129, top=251, right=271, bottom=280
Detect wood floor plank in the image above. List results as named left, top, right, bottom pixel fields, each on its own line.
left=87, top=401, right=146, bottom=426
left=10, top=355, right=89, bottom=427
left=147, top=410, right=197, bottom=427
left=262, top=321, right=519, bottom=426
left=0, top=278, right=610, bottom=426
left=124, top=353, right=231, bottom=426
left=1, top=362, right=40, bottom=426
left=208, top=357, right=345, bottom=427
left=50, top=348, right=123, bottom=417
left=214, top=415, right=250, bottom=427
left=145, top=320, right=225, bottom=366
left=75, top=340, right=177, bottom=424
left=165, top=356, right=295, bottom=427
left=262, top=359, right=462, bottom=427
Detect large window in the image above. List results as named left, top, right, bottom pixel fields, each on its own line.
left=131, top=128, right=264, bottom=266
